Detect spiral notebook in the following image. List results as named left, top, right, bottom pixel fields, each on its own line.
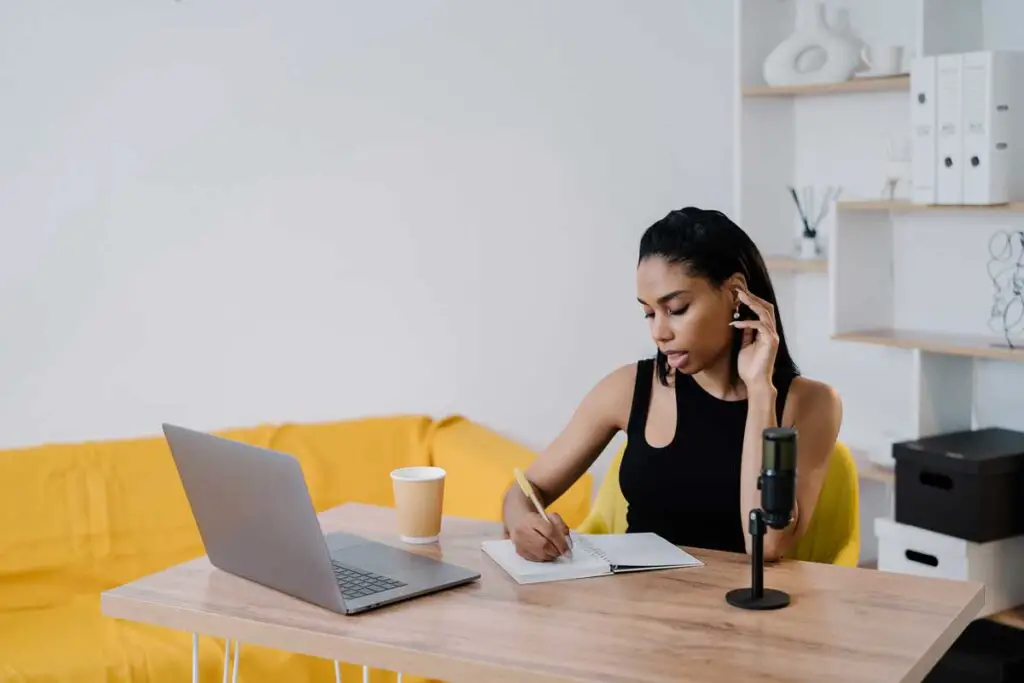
left=481, top=532, right=703, bottom=585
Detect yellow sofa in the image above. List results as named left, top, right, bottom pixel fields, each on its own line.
left=0, top=415, right=592, bottom=683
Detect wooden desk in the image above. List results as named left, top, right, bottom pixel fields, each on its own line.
left=102, top=503, right=983, bottom=683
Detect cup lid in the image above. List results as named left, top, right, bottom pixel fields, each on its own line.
left=390, top=466, right=446, bottom=482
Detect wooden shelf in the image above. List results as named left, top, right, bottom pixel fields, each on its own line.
left=833, top=328, right=1024, bottom=362
left=742, top=74, right=909, bottom=97
left=763, top=256, right=827, bottom=273
left=837, top=199, right=1024, bottom=212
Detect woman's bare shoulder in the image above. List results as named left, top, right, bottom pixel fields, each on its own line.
left=600, top=362, right=641, bottom=391
left=786, top=375, right=843, bottom=459
left=788, top=375, right=842, bottom=412
left=581, top=362, right=641, bottom=432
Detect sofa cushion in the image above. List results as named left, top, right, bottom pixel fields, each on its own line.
left=428, top=416, right=592, bottom=527
left=0, top=594, right=212, bottom=683
left=0, top=426, right=276, bottom=611
left=270, top=415, right=434, bottom=513
left=0, top=417, right=436, bottom=612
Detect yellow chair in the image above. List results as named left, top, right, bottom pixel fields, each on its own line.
left=576, top=440, right=860, bottom=566
left=788, top=440, right=861, bottom=567
left=575, top=445, right=630, bottom=536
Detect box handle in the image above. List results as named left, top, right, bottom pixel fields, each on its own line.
left=905, top=549, right=939, bottom=567
left=919, top=470, right=954, bottom=490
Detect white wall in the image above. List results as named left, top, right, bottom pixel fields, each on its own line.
left=0, top=1, right=735, bottom=480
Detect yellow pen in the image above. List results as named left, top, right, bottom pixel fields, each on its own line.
left=513, top=468, right=573, bottom=556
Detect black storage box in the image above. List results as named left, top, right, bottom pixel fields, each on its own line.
left=894, top=427, right=1024, bottom=543
left=923, top=618, right=1024, bottom=683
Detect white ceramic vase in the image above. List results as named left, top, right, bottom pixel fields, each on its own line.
left=763, top=0, right=862, bottom=87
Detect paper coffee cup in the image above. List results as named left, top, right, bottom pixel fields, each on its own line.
left=390, top=466, right=446, bottom=544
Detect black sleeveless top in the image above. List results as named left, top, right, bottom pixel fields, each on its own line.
left=618, top=358, right=794, bottom=553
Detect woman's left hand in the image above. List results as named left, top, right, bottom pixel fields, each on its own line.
left=731, top=288, right=779, bottom=395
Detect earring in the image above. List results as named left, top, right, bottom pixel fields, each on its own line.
left=733, top=307, right=740, bottom=320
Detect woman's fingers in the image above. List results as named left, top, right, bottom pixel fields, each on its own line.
left=730, top=319, right=777, bottom=343
left=736, top=289, right=775, bottom=330
left=736, top=288, right=771, bottom=315
left=529, top=516, right=569, bottom=558
left=737, top=285, right=772, bottom=309
left=513, top=528, right=562, bottom=561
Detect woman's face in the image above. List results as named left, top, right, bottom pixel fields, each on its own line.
left=636, top=256, right=736, bottom=374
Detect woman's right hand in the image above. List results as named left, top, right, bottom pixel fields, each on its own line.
left=507, top=510, right=572, bottom=562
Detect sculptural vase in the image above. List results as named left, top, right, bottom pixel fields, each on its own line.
left=763, top=0, right=862, bottom=87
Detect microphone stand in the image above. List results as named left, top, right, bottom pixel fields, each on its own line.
left=725, top=507, right=791, bottom=610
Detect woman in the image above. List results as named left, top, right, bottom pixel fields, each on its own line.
left=502, top=207, right=842, bottom=562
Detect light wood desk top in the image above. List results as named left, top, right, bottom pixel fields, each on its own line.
left=102, top=503, right=983, bottom=683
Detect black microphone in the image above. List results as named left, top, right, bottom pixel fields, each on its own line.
left=759, top=427, right=798, bottom=530
left=725, top=426, right=798, bottom=611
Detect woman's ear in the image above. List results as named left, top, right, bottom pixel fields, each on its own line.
left=725, top=273, right=748, bottom=301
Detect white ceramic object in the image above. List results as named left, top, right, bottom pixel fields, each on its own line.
left=799, top=235, right=819, bottom=259
left=762, top=0, right=862, bottom=87
left=861, top=44, right=905, bottom=76
left=831, top=7, right=870, bottom=74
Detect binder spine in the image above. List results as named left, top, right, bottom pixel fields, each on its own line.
left=911, top=55, right=937, bottom=204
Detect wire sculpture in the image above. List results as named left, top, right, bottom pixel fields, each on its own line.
left=987, top=229, right=1024, bottom=349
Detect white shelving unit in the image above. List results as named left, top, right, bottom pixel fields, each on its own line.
left=734, top=0, right=1024, bottom=567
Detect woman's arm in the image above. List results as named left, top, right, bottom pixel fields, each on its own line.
left=739, top=384, right=780, bottom=556
left=732, top=287, right=842, bottom=561
left=501, top=363, right=634, bottom=560
left=740, top=379, right=842, bottom=561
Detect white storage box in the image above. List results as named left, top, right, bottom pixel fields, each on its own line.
left=875, top=517, right=1024, bottom=617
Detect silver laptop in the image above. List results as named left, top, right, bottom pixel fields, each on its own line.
left=162, top=423, right=480, bottom=614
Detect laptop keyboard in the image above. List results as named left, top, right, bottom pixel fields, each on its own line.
left=331, top=561, right=406, bottom=599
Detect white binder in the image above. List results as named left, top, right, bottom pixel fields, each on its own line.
left=911, top=56, right=937, bottom=204
left=936, top=54, right=965, bottom=204
left=962, top=50, right=1024, bottom=205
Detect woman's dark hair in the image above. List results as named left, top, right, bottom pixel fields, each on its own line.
left=638, top=207, right=799, bottom=388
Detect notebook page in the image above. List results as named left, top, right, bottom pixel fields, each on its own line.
left=582, top=532, right=703, bottom=570
left=481, top=536, right=609, bottom=584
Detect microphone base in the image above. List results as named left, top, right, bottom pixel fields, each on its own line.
left=725, top=587, right=791, bottom=611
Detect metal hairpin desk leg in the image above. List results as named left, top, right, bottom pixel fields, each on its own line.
left=340, top=664, right=403, bottom=682
left=192, top=635, right=239, bottom=683
left=360, top=665, right=402, bottom=682
left=194, top=639, right=407, bottom=683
